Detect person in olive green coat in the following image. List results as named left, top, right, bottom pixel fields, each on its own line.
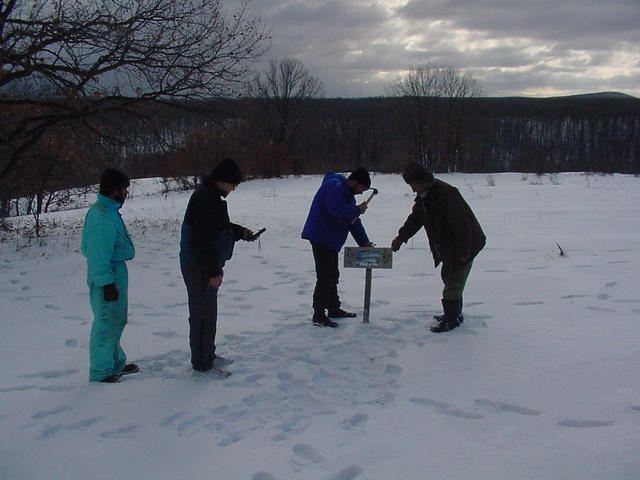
left=81, top=169, right=138, bottom=382
left=391, top=162, right=486, bottom=333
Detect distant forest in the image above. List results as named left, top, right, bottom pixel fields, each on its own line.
left=2, top=94, right=639, bottom=218
left=121, top=94, right=640, bottom=181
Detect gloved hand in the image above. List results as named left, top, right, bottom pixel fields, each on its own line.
left=391, top=237, right=403, bottom=252
left=103, top=283, right=119, bottom=302
left=243, top=228, right=256, bottom=241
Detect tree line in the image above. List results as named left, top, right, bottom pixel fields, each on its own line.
left=3, top=92, right=640, bottom=218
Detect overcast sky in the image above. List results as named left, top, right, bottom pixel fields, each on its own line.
left=232, top=0, right=640, bottom=98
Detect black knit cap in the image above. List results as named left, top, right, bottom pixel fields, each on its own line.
left=99, top=168, right=130, bottom=195
left=347, top=166, right=371, bottom=189
left=402, top=161, right=434, bottom=185
left=210, top=158, right=242, bottom=185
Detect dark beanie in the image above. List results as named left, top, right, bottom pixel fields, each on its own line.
left=99, top=168, right=130, bottom=195
left=210, top=158, right=242, bottom=185
left=347, top=167, right=371, bottom=189
left=402, top=162, right=434, bottom=184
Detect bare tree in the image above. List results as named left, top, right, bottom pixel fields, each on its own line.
left=386, top=63, right=482, bottom=171
left=246, top=57, right=322, bottom=175
left=0, top=0, right=270, bottom=209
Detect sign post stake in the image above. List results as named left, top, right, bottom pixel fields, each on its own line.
left=363, top=267, right=372, bottom=323
left=344, top=247, right=392, bottom=323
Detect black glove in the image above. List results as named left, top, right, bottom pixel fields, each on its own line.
left=103, top=283, right=119, bottom=302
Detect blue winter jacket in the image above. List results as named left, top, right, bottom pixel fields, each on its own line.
left=81, top=194, right=135, bottom=287
left=301, top=173, right=370, bottom=252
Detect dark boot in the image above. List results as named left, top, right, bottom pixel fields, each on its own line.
left=433, top=298, right=463, bottom=323
left=327, top=308, right=356, bottom=318
left=100, top=374, right=121, bottom=383
left=312, top=311, right=338, bottom=328
left=121, top=363, right=139, bottom=375
left=430, top=299, right=461, bottom=333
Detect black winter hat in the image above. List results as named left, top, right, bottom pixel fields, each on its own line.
left=99, top=168, right=130, bottom=195
left=402, top=162, right=434, bottom=185
left=347, top=167, right=371, bottom=189
left=210, top=158, right=242, bottom=185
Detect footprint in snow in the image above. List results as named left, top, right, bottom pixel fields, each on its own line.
left=40, top=385, right=75, bottom=392
left=272, top=415, right=311, bottom=441
left=474, top=399, right=541, bottom=415
left=0, top=385, right=38, bottom=393
left=409, top=397, right=451, bottom=409
left=409, top=397, right=482, bottom=419
left=100, top=423, right=139, bottom=438
left=558, top=419, right=615, bottom=428
left=514, top=301, right=546, bottom=306
left=39, top=416, right=103, bottom=440
left=276, top=371, right=294, bottom=381
left=65, top=338, right=78, bottom=347
left=252, top=472, right=279, bottom=480
left=44, top=304, right=62, bottom=310
left=20, top=369, right=79, bottom=379
left=631, top=406, right=640, bottom=412
left=158, top=412, right=188, bottom=427
left=245, top=373, right=266, bottom=384
left=32, top=406, right=74, bottom=419
left=329, top=465, right=363, bottom=480
left=292, top=443, right=324, bottom=466
left=440, top=408, right=484, bottom=420
left=340, top=413, right=369, bottom=430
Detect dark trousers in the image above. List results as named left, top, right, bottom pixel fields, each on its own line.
left=180, top=263, right=218, bottom=371
left=311, top=241, right=340, bottom=313
left=441, top=260, right=473, bottom=301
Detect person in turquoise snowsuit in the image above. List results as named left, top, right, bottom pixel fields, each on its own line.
left=81, top=169, right=137, bottom=383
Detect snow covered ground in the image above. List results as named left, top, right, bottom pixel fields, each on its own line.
left=1, top=172, right=639, bottom=480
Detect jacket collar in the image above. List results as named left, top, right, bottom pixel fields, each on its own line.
left=97, top=193, right=122, bottom=210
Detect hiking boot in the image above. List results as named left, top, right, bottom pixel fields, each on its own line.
left=100, top=374, right=121, bottom=383
left=121, top=363, right=139, bottom=375
left=213, top=356, right=234, bottom=368
left=430, top=299, right=462, bottom=333
left=192, top=365, right=231, bottom=378
left=327, top=308, right=356, bottom=318
left=312, top=312, right=338, bottom=328
left=430, top=318, right=460, bottom=333
left=433, top=298, right=464, bottom=323
left=433, top=313, right=464, bottom=324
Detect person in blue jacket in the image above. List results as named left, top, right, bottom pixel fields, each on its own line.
left=301, top=167, right=373, bottom=327
left=180, top=158, right=258, bottom=376
left=81, top=169, right=138, bottom=383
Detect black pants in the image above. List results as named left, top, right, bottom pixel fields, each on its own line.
left=440, top=259, right=473, bottom=301
left=180, top=263, right=218, bottom=371
left=311, top=241, right=341, bottom=313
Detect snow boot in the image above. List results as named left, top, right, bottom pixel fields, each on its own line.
left=327, top=308, right=356, bottom=318
left=430, top=299, right=461, bottom=333
left=100, top=374, right=121, bottom=383
left=433, top=299, right=463, bottom=323
left=213, top=355, right=234, bottom=368
left=121, top=363, right=139, bottom=375
left=313, top=311, right=338, bottom=328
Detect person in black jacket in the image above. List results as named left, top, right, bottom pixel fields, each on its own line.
left=180, top=159, right=257, bottom=375
left=391, top=162, right=486, bottom=333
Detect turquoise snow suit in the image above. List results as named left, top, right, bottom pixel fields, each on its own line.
left=81, top=194, right=135, bottom=381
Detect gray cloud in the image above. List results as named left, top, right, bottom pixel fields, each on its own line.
left=232, top=0, right=640, bottom=97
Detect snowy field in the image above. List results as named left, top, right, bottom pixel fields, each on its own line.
left=1, top=172, right=639, bottom=480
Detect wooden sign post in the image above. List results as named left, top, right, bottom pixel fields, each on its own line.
left=344, top=247, right=393, bottom=323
